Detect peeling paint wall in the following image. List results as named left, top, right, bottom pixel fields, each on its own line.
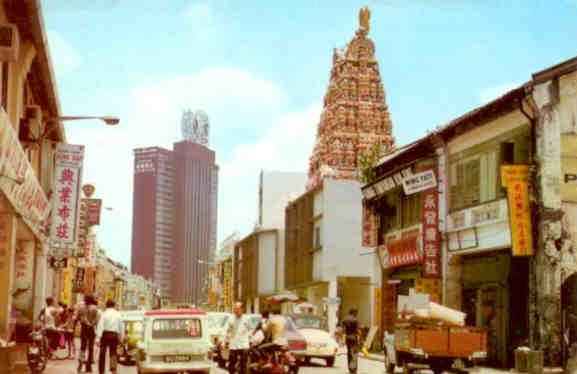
left=531, top=70, right=577, bottom=365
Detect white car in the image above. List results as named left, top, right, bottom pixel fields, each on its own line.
left=289, top=314, right=339, bottom=367
left=136, top=309, right=214, bottom=374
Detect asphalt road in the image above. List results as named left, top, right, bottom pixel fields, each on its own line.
left=45, top=352, right=384, bottom=374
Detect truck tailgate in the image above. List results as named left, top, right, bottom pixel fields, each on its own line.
left=448, top=326, right=487, bottom=357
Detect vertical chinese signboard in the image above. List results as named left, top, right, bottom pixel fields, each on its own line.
left=61, top=267, right=72, bottom=306
left=0, top=214, right=15, bottom=336
left=501, top=165, right=533, bottom=256
left=362, top=202, right=377, bottom=247
left=51, top=144, right=84, bottom=247
left=84, top=199, right=102, bottom=226
left=422, top=186, right=440, bottom=277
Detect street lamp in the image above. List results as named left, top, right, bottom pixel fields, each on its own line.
left=50, top=116, right=120, bottom=126
left=40, top=115, right=120, bottom=141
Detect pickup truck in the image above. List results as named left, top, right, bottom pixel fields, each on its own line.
left=383, top=321, right=487, bottom=374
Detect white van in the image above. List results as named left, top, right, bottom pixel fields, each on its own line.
left=136, top=309, right=213, bottom=374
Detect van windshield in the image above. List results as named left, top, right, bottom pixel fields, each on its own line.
left=152, top=318, right=202, bottom=339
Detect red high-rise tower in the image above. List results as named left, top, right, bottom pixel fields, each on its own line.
left=131, top=111, right=218, bottom=305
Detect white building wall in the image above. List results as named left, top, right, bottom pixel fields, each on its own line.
left=321, top=179, right=372, bottom=280
left=258, top=231, right=277, bottom=295
left=259, top=171, right=306, bottom=291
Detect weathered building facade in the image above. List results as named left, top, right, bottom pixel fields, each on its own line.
left=362, top=56, right=577, bottom=367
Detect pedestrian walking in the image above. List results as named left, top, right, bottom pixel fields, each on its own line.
left=77, top=295, right=100, bottom=373
left=58, top=304, right=76, bottom=358
left=340, top=308, right=360, bottom=374
left=225, top=302, right=251, bottom=374
left=96, top=299, right=123, bottom=374
left=42, top=297, right=59, bottom=356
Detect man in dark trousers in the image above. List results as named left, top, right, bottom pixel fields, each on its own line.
left=225, top=302, right=251, bottom=374
left=96, top=300, right=123, bottom=374
left=76, top=295, right=100, bottom=373
left=341, top=308, right=360, bottom=374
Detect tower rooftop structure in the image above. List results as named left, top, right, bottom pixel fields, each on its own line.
left=307, top=7, right=395, bottom=190
left=181, top=109, right=210, bottom=146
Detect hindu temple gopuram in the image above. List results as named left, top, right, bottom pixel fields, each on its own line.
left=307, top=7, right=395, bottom=190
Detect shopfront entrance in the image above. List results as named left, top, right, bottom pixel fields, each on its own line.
left=460, top=251, right=528, bottom=367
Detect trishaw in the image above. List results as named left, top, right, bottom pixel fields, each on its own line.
left=118, top=310, right=144, bottom=366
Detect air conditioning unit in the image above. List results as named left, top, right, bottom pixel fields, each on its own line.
left=0, top=24, right=19, bottom=62
left=19, top=105, right=43, bottom=141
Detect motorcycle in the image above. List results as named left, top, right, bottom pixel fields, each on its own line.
left=247, top=344, right=299, bottom=374
left=27, top=328, right=48, bottom=373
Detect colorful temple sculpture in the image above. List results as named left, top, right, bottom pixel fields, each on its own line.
left=307, top=7, right=395, bottom=190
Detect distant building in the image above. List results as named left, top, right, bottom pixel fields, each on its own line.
left=131, top=147, right=175, bottom=298
left=131, top=110, right=218, bottom=305
left=234, top=170, right=306, bottom=312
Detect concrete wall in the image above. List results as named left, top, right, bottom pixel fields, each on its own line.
left=321, top=179, right=372, bottom=280
left=259, top=171, right=306, bottom=291
left=257, top=231, right=277, bottom=295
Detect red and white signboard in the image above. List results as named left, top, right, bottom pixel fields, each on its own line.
left=0, top=111, right=50, bottom=239
left=383, top=236, right=421, bottom=269
left=50, top=144, right=84, bottom=245
left=422, top=183, right=440, bottom=278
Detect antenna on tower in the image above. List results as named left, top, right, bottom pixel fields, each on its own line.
left=181, top=109, right=210, bottom=146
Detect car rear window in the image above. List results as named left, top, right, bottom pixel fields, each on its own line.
left=152, top=318, right=202, bottom=339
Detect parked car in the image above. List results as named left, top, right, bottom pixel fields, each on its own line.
left=288, top=314, right=338, bottom=367
left=214, top=314, right=308, bottom=369
left=136, top=309, right=213, bottom=374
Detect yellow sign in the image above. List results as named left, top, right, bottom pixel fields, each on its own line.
left=501, top=165, right=533, bottom=256
left=414, top=279, right=441, bottom=303
left=501, top=164, right=530, bottom=187
left=61, top=268, right=72, bottom=305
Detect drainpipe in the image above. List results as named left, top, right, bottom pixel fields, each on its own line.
left=518, top=87, right=539, bottom=350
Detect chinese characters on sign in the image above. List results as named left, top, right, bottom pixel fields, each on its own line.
left=501, top=165, right=533, bottom=256
left=85, top=199, right=102, bottom=226
left=61, top=267, right=72, bottom=306
left=414, top=278, right=441, bottom=303
left=362, top=203, right=377, bottom=247
left=0, top=111, right=50, bottom=239
left=422, top=184, right=440, bottom=278
left=50, top=144, right=84, bottom=246
left=73, top=267, right=85, bottom=293
left=383, top=236, right=421, bottom=269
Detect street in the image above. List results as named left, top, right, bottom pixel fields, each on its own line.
left=45, top=353, right=384, bottom=374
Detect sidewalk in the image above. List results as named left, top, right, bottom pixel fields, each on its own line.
left=362, top=353, right=563, bottom=374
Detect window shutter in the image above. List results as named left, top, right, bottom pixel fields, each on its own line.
left=464, top=159, right=480, bottom=206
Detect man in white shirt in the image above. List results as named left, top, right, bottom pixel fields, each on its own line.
left=226, top=302, right=251, bottom=374
left=96, top=300, right=123, bottom=374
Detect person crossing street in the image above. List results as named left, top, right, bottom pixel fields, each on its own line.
left=225, top=302, right=252, bottom=374
left=96, top=300, right=124, bottom=374
left=341, top=308, right=361, bottom=374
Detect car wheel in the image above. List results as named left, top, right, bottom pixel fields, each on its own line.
left=326, top=357, right=335, bottom=367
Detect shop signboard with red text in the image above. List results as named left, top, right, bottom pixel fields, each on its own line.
left=0, top=111, right=50, bottom=240
left=51, top=144, right=84, bottom=246
left=382, top=236, right=421, bottom=269
left=422, top=182, right=440, bottom=278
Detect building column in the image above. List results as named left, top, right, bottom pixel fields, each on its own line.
left=530, top=81, right=568, bottom=366
left=327, top=280, right=338, bottom=334
left=33, top=243, right=49, bottom=319
left=0, top=213, right=17, bottom=340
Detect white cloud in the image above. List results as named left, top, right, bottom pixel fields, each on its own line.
left=478, top=82, right=520, bottom=103
left=46, top=30, right=82, bottom=75
left=68, top=67, right=312, bottom=267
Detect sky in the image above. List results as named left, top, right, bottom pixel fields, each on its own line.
left=41, top=0, right=577, bottom=267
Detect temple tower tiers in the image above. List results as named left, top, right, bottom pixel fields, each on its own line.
left=307, top=7, right=395, bottom=190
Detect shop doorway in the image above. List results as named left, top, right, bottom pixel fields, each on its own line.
left=508, top=257, right=529, bottom=363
